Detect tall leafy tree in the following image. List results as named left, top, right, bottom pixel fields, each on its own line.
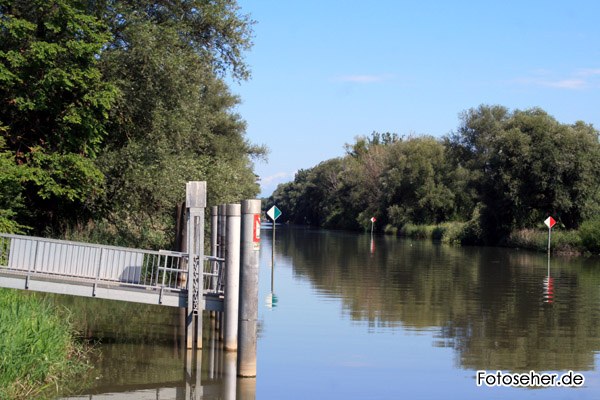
left=448, top=105, right=600, bottom=242
left=87, top=0, right=264, bottom=247
left=0, top=0, right=117, bottom=231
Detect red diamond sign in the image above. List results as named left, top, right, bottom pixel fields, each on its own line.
left=544, top=216, right=556, bottom=229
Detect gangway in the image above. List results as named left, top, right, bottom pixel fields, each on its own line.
left=0, top=233, right=224, bottom=311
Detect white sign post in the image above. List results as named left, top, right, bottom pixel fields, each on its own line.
left=267, top=206, right=282, bottom=222
left=267, top=206, right=282, bottom=273
left=544, top=216, right=556, bottom=256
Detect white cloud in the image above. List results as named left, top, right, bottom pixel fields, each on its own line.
left=542, top=79, right=587, bottom=89
left=577, top=68, right=600, bottom=77
left=516, top=68, right=600, bottom=90
left=259, top=171, right=297, bottom=197
left=261, top=171, right=295, bottom=186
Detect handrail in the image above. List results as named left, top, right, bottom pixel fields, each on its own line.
left=0, top=233, right=227, bottom=298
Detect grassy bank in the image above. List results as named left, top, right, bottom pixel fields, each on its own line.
left=387, top=219, right=600, bottom=256
left=0, top=289, right=92, bottom=399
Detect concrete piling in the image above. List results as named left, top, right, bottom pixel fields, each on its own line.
left=237, top=199, right=261, bottom=377
left=224, top=204, right=241, bottom=351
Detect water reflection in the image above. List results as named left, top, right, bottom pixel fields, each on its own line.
left=59, top=316, right=256, bottom=399
left=274, top=226, right=600, bottom=372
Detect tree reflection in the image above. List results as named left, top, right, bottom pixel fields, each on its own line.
left=278, top=227, right=600, bottom=372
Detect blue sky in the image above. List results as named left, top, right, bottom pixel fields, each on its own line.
left=229, top=0, right=600, bottom=197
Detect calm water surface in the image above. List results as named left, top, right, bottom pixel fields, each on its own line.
left=60, top=226, right=600, bottom=399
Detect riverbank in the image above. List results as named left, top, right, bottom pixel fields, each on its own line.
left=386, top=219, right=600, bottom=256
left=0, top=289, right=93, bottom=399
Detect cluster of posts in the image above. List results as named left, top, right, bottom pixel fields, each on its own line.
left=181, top=182, right=261, bottom=378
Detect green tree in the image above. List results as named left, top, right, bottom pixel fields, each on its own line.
left=87, top=0, right=263, bottom=247
left=448, top=105, right=600, bottom=243
left=0, top=0, right=117, bottom=232
left=381, top=136, right=456, bottom=226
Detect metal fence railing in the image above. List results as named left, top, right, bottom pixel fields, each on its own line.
left=0, top=234, right=191, bottom=292
left=204, top=255, right=225, bottom=295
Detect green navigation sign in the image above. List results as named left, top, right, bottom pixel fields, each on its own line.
left=267, top=205, right=282, bottom=222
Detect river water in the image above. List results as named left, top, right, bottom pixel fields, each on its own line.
left=59, top=225, right=600, bottom=399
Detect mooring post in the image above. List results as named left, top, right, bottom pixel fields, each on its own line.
left=211, top=206, right=218, bottom=257
left=224, top=352, right=238, bottom=400
left=219, top=204, right=227, bottom=259
left=218, top=204, right=227, bottom=341
left=238, top=199, right=261, bottom=377
left=211, top=206, right=219, bottom=293
left=186, top=181, right=206, bottom=349
left=225, top=204, right=241, bottom=351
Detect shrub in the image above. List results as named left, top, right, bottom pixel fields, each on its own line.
left=441, top=222, right=467, bottom=245
left=383, top=224, right=398, bottom=235
left=400, top=223, right=433, bottom=239
left=579, top=218, right=600, bottom=253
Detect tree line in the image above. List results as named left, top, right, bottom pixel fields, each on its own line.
left=269, top=105, right=600, bottom=246
left=1, top=0, right=264, bottom=248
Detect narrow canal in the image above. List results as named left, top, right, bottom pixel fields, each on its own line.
left=58, top=225, right=600, bottom=399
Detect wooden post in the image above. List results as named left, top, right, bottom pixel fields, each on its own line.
left=224, top=204, right=241, bottom=351
left=186, top=181, right=206, bottom=349
left=238, top=199, right=261, bottom=377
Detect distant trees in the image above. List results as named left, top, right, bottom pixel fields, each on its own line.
left=1, top=0, right=264, bottom=247
left=270, top=106, right=600, bottom=244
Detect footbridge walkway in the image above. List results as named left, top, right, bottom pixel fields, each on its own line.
left=0, top=181, right=262, bottom=374
left=0, top=233, right=224, bottom=310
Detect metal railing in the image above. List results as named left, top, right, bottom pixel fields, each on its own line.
left=0, top=234, right=225, bottom=295
left=204, top=255, right=225, bottom=295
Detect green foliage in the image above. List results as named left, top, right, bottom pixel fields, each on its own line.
left=0, top=289, right=92, bottom=399
left=400, top=223, right=437, bottom=239
left=448, top=105, right=600, bottom=243
left=1, top=0, right=262, bottom=246
left=0, top=0, right=117, bottom=156
left=270, top=133, right=472, bottom=233
left=0, top=0, right=117, bottom=233
left=90, top=4, right=262, bottom=248
left=270, top=107, right=600, bottom=248
left=579, top=218, right=600, bottom=254
left=0, top=137, right=27, bottom=233
left=508, top=229, right=582, bottom=254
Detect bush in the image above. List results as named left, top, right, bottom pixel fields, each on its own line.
left=383, top=224, right=398, bottom=235
left=441, top=222, right=467, bottom=245
left=580, top=218, right=600, bottom=253
left=400, top=223, right=434, bottom=239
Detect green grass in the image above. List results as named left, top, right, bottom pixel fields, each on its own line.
left=507, top=229, right=583, bottom=254
left=395, top=222, right=589, bottom=254
left=398, top=222, right=467, bottom=243
left=0, top=289, right=92, bottom=399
